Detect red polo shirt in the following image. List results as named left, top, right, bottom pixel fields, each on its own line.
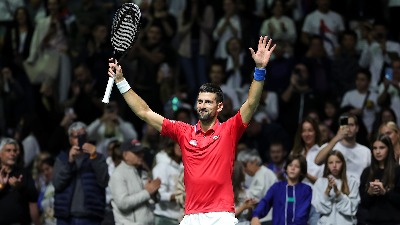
left=161, top=111, right=248, bottom=214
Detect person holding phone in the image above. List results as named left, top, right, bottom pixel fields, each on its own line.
left=52, top=122, right=109, bottom=225
left=359, top=134, right=400, bottom=224
left=315, top=113, right=371, bottom=179
left=378, top=59, right=400, bottom=125
left=312, top=150, right=360, bottom=225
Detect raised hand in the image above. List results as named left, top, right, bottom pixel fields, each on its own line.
left=8, top=174, right=23, bottom=188
left=249, top=36, right=276, bottom=68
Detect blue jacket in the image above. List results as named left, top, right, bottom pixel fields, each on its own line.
left=253, top=181, right=312, bottom=225
left=54, top=151, right=108, bottom=220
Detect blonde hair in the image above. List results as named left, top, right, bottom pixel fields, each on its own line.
left=379, top=121, right=400, bottom=143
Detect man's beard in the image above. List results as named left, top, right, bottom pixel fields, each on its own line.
left=197, top=110, right=213, bottom=122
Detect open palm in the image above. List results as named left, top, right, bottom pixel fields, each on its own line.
left=249, top=36, right=276, bottom=68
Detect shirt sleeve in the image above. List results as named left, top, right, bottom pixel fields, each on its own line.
left=225, top=111, right=248, bottom=143
left=335, top=176, right=360, bottom=216
left=161, top=119, right=190, bottom=142
left=312, top=178, right=333, bottom=214
left=252, top=183, right=276, bottom=218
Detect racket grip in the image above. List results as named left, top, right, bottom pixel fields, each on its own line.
left=102, top=77, right=115, bottom=104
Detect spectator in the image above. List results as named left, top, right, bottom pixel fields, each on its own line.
left=87, top=100, right=138, bottom=156
left=109, top=140, right=161, bottom=225
left=53, top=121, right=109, bottom=225
left=359, top=134, right=400, bottom=224
left=259, top=0, right=297, bottom=44
left=144, top=0, right=177, bottom=41
left=251, top=154, right=312, bottom=225
left=315, top=113, right=371, bottom=180
left=177, top=0, right=214, bottom=102
left=237, top=149, right=277, bottom=224
left=378, top=121, right=400, bottom=164
left=38, top=157, right=56, bottom=225
left=301, top=0, right=345, bottom=58
left=341, top=69, right=379, bottom=135
left=312, top=150, right=360, bottom=225
left=265, top=141, right=287, bottom=181
left=377, top=58, right=400, bottom=125
left=371, top=107, right=398, bottom=140
left=318, top=122, right=333, bottom=144
left=152, top=140, right=183, bottom=225
left=0, top=138, right=41, bottom=225
left=213, top=0, right=242, bottom=60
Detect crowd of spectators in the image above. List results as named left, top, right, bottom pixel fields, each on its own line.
left=1, top=0, right=400, bottom=224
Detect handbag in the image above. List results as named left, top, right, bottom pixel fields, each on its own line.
left=23, top=50, right=60, bottom=84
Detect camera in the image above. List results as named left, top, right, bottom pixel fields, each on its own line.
left=77, top=133, right=87, bottom=150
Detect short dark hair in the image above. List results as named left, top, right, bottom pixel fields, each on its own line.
left=284, top=154, right=307, bottom=182
left=198, top=83, right=224, bottom=103
left=356, top=68, right=372, bottom=81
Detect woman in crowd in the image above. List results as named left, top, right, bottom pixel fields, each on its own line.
left=359, top=134, right=400, bottom=224
left=379, top=121, right=400, bottom=164
left=312, top=150, right=360, bottom=224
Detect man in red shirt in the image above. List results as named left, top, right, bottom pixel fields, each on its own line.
left=108, top=36, right=276, bottom=225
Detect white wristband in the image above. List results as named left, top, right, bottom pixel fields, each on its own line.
left=116, top=79, right=131, bottom=94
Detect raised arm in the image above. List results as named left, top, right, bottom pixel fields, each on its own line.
left=314, top=127, right=347, bottom=165
left=109, top=60, right=164, bottom=132
left=240, top=36, right=276, bottom=124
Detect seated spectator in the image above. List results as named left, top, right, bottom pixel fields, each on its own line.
left=251, top=154, right=312, bottom=225
left=265, top=141, right=287, bottom=181
left=312, top=151, right=360, bottom=225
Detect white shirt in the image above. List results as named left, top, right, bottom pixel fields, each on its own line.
left=152, top=160, right=183, bottom=220
left=260, top=16, right=297, bottom=43
left=319, top=142, right=371, bottom=180
left=246, top=166, right=277, bottom=222
left=22, top=134, right=40, bottom=168
left=213, top=14, right=242, bottom=59
left=302, top=10, right=345, bottom=57
left=378, top=83, right=400, bottom=125
left=340, top=89, right=379, bottom=133
left=303, top=144, right=324, bottom=186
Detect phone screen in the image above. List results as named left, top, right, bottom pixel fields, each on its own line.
left=385, top=68, right=393, bottom=81
left=339, top=116, right=348, bottom=126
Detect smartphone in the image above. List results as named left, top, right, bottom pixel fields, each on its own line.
left=77, top=133, right=87, bottom=150
left=385, top=67, right=393, bottom=81
left=339, top=116, right=348, bottom=126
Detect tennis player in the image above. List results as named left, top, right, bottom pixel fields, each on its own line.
left=108, top=36, right=276, bottom=225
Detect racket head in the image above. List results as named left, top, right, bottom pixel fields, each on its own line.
left=111, top=2, right=141, bottom=60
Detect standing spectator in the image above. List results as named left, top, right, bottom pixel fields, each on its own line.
left=290, top=116, right=323, bottom=225
left=341, top=69, right=379, bottom=135
left=152, top=141, right=183, bottom=225
left=38, top=157, right=56, bottom=225
left=177, top=0, right=214, bottom=102
left=0, top=138, right=41, bottom=225
left=259, top=0, right=297, bottom=44
left=359, top=22, right=400, bottom=90
left=312, top=151, right=360, bottom=225
left=213, top=0, right=242, bottom=60
left=359, top=134, right=400, bottom=224
left=109, top=140, right=161, bottom=225
left=315, top=113, right=371, bottom=179
left=53, top=122, right=109, bottom=225
left=237, top=149, right=277, bottom=224
left=0, top=0, right=25, bottom=23
left=251, top=154, right=312, bottom=225
left=378, top=121, right=400, bottom=164
left=87, top=101, right=138, bottom=156
left=301, top=0, right=345, bottom=58
left=144, top=0, right=177, bottom=41
left=377, top=59, right=400, bottom=125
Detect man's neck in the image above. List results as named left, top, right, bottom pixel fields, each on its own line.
left=341, top=138, right=356, bottom=147
left=200, top=119, right=217, bottom=132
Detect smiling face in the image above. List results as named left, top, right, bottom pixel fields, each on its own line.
left=301, top=121, right=316, bottom=147
left=196, top=92, right=222, bottom=122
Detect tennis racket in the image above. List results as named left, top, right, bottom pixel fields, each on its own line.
left=102, top=2, right=141, bottom=103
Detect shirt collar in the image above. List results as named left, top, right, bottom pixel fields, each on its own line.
left=194, top=120, right=221, bottom=135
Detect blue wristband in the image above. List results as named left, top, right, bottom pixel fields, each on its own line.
left=253, top=67, right=266, bottom=81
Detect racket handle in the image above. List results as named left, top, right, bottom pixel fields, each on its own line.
left=102, top=77, right=115, bottom=104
